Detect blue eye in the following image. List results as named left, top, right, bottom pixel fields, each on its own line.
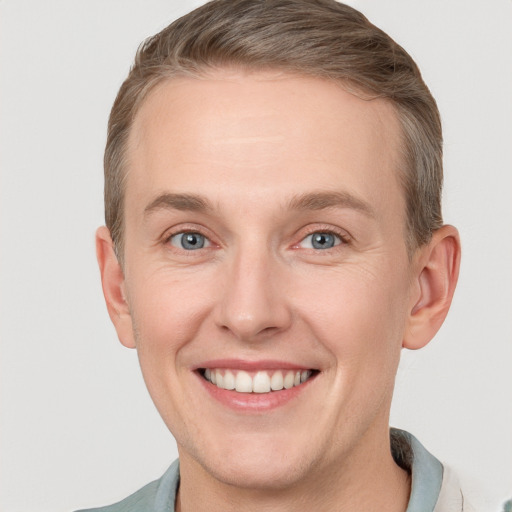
left=170, top=232, right=210, bottom=250
left=301, top=232, right=341, bottom=250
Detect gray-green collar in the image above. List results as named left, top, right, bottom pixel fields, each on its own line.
left=391, top=429, right=444, bottom=512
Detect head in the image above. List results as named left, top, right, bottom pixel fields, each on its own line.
left=96, top=0, right=460, bottom=497
left=105, top=0, right=443, bottom=262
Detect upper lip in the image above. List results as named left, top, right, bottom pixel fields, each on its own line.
left=192, top=359, right=318, bottom=371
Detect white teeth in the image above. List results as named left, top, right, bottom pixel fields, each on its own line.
left=203, top=368, right=314, bottom=393
left=215, top=370, right=224, bottom=388
left=223, top=370, right=235, bottom=390
left=301, top=370, right=311, bottom=383
left=270, top=371, right=284, bottom=391
left=235, top=371, right=253, bottom=393
left=252, top=371, right=271, bottom=393
left=283, top=371, right=295, bottom=389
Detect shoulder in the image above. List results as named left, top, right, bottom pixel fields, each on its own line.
left=75, top=479, right=160, bottom=512
left=75, top=460, right=180, bottom=512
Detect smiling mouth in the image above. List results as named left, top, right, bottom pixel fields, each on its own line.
left=200, top=368, right=318, bottom=394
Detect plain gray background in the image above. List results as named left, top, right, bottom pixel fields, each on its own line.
left=1, top=1, right=511, bottom=511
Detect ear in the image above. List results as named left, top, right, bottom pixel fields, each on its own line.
left=403, top=225, right=461, bottom=350
left=96, top=226, right=136, bottom=349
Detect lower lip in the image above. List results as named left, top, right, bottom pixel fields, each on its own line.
left=196, top=372, right=316, bottom=412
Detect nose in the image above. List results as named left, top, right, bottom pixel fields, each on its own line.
left=215, top=243, right=293, bottom=342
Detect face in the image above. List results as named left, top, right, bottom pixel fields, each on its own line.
left=119, top=72, right=417, bottom=489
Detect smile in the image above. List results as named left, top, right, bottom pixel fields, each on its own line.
left=201, top=368, right=315, bottom=393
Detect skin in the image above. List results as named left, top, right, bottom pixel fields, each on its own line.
left=97, top=71, right=460, bottom=511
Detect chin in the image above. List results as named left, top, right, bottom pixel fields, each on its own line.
left=183, top=430, right=316, bottom=491
left=204, top=454, right=310, bottom=491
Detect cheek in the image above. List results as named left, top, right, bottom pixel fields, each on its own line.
left=126, top=271, right=218, bottom=424
left=296, top=265, right=409, bottom=364
left=130, top=266, right=214, bottom=330
left=126, top=268, right=218, bottom=380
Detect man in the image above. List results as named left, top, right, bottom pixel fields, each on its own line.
left=82, top=0, right=467, bottom=510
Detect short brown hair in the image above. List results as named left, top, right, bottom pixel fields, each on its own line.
left=105, top=0, right=443, bottom=259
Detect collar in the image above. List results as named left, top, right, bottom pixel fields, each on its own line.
left=390, top=429, right=444, bottom=512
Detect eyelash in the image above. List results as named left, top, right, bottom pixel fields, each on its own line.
left=163, top=227, right=213, bottom=250
left=294, top=226, right=350, bottom=251
left=162, top=225, right=351, bottom=253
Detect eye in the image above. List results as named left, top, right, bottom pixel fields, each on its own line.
left=300, top=232, right=341, bottom=250
left=169, top=232, right=210, bottom=250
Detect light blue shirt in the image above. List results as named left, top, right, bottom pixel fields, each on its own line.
left=76, top=429, right=455, bottom=512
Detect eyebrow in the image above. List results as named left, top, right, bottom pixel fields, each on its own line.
left=287, top=191, right=375, bottom=217
left=144, top=193, right=213, bottom=216
left=143, top=190, right=375, bottom=218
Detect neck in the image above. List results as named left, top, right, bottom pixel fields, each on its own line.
left=176, top=427, right=411, bottom=512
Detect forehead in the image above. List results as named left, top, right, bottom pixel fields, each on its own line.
left=126, top=71, right=404, bottom=221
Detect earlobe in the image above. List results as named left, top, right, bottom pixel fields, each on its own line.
left=96, top=226, right=136, bottom=349
left=403, top=225, right=461, bottom=350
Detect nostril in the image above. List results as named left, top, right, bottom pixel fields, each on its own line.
left=218, top=322, right=284, bottom=342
